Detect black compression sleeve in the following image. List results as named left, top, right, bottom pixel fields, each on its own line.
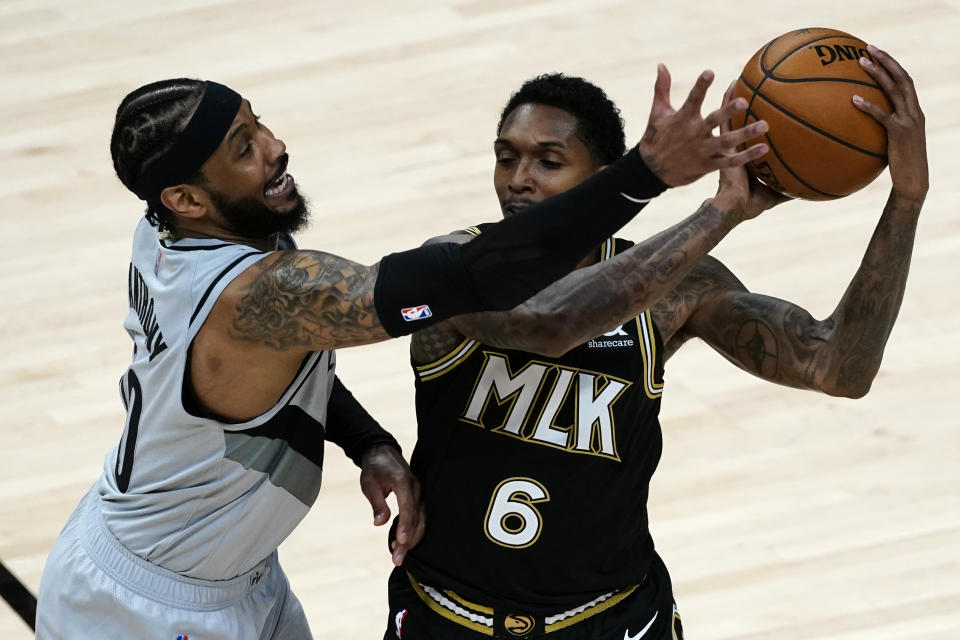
left=325, top=376, right=400, bottom=467
left=375, top=147, right=665, bottom=336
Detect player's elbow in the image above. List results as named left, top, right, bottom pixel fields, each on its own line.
left=822, top=374, right=874, bottom=399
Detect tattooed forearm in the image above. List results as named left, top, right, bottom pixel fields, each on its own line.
left=681, top=190, right=922, bottom=396
left=452, top=199, right=742, bottom=355
left=827, top=191, right=921, bottom=394
left=231, top=251, right=389, bottom=351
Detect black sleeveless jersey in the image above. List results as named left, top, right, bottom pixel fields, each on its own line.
left=404, top=228, right=666, bottom=613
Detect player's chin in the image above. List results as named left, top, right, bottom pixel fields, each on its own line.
left=501, top=203, right=527, bottom=217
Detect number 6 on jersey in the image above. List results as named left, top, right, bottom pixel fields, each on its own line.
left=484, top=478, right=550, bottom=548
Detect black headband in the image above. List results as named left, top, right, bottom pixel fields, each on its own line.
left=132, top=81, right=243, bottom=201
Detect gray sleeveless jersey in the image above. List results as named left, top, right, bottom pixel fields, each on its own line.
left=96, top=217, right=335, bottom=580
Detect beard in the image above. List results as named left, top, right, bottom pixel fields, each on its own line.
left=208, top=188, right=311, bottom=239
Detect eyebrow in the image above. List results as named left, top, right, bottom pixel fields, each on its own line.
left=494, top=137, right=567, bottom=149
left=225, top=100, right=254, bottom=148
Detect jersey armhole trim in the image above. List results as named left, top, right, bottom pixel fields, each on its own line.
left=189, top=250, right=267, bottom=327
left=415, top=338, right=480, bottom=381
left=635, top=310, right=664, bottom=399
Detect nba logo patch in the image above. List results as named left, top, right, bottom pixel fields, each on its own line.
left=394, top=609, right=408, bottom=638
left=401, top=305, right=432, bottom=322
left=154, top=249, right=163, bottom=275
left=176, top=636, right=189, bottom=640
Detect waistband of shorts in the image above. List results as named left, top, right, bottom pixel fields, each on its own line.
left=77, top=488, right=273, bottom=610
left=406, top=571, right=639, bottom=638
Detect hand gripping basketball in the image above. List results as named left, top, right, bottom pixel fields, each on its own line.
left=713, top=81, right=791, bottom=221
left=637, top=63, right=769, bottom=187
left=853, top=45, right=928, bottom=204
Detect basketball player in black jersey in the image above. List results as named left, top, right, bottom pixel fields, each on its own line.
left=385, top=46, right=926, bottom=639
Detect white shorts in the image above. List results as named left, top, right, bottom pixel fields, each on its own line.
left=35, top=488, right=312, bottom=640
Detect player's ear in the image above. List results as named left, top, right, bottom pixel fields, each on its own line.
left=159, top=184, right=209, bottom=220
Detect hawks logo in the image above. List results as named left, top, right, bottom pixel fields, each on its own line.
left=505, top=614, right=535, bottom=636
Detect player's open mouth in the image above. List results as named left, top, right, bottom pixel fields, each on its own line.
left=264, top=172, right=295, bottom=198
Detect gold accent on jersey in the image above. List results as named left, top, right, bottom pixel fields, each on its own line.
left=444, top=589, right=494, bottom=615
left=543, top=584, right=638, bottom=632
left=407, top=571, right=639, bottom=635
left=635, top=310, right=664, bottom=399
left=599, top=237, right=615, bottom=261
left=407, top=573, right=493, bottom=635
left=416, top=338, right=481, bottom=381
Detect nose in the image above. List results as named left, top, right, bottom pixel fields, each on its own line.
left=267, top=133, right=286, bottom=164
left=508, top=158, right=534, bottom=194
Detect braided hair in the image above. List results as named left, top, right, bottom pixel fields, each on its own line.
left=497, top=73, right=626, bottom=166
left=109, top=79, right=206, bottom=231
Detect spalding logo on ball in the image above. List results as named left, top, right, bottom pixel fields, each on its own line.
left=731, top=27, right=892, bottom=200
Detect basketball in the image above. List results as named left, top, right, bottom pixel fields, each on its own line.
left=731, top=27, right=891, bottom=200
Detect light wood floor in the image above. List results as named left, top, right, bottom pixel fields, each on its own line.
left=1, top=1, right=958, bottom=638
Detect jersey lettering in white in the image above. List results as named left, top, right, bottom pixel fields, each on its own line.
left=460, top=353, right=630, bottom=460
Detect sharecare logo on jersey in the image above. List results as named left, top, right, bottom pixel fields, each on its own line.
left=401, top=305, right=433, bottom=322
left=587, top=337, right=635, bottom=348
left=587, top=324, right=634, bottom=349
left=394, top=609, right=408, bottom=638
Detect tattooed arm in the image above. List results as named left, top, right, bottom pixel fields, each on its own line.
left=408, top=199, right=747, bottom=363
left=667, top=190, right=921, bottom=397
left=410, top=179, right=780, bottom=365
left=228, top=250, right=390, bottom=351
left=661, top=45, right=927, bottom=397
left=185, top=250, right=390, bottom=421
left=443, top=201, right=745, bottom=358
left=412, top=83, right=785, bottom=364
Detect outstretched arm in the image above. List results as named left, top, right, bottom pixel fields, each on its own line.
left=428, top=84, right=784, bottom=359
left=446, top=198, right=749, bottom=357
left=197, top=66, right=770, bottom=419
left=224, top=66, right=770, bottom=353
left=665, top=46, right=926, bottom=397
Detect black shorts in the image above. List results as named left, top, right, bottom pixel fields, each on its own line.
left=383, top=554, right=683, bottom=640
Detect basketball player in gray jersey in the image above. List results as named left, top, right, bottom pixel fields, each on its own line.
left=35, top=67, right=769, bottom=639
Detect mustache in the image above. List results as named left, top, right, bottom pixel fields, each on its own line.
left=503, top=197, right=536, bottom=212
left=269, top=154, right=290, bottom=184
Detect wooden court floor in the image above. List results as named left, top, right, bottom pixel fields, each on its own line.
left=1, top=1, right=957, bottom=638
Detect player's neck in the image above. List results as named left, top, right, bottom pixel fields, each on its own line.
left=166, top=221, right=280, bottom=252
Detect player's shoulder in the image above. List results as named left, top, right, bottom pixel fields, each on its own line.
left=421, top=223, right=496, bottom=247
left=420, top=230, right=475, bottom=247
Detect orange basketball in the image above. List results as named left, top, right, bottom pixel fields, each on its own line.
left=731, top=28, right=891, bottom=200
